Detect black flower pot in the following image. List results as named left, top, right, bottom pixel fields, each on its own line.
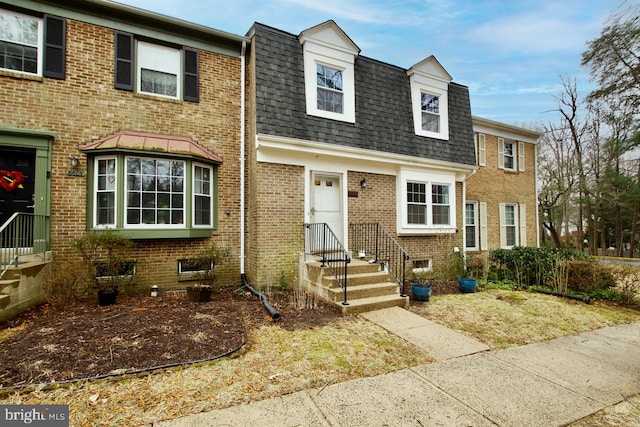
left=186, top=285, right=213, bottom=302
left=97, top=289, right=118, bottom=306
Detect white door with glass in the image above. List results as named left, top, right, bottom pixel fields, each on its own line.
left=310, top=173, right=343, bottom=241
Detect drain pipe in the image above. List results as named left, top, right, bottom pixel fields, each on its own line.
left=241, top=273, right=281, bottom=321
left=238, top=41, right=280, bottom=322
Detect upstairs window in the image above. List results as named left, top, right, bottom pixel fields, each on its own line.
left=114, top=32, right=199, bottom=102
left=138, top=41, right=179, bottom=98
left=0, top=10, right=39, bottom=74
left=503, top=140, right=515, bottom=170
left=421, top=93, right=440, bottom=133
left=316, top=64, right=343, bottom=113
left=0, top=10, right=65, bottom=79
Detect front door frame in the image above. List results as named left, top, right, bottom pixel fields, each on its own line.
left=0, top=127, right=54, bottom=248
left=308, top=170, right=345, bottom=244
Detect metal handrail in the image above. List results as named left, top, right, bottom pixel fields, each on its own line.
left=303, top=223, right=351, bottom=305
left=1, top=212, right=50, bottom=279
left=349, top=223, right=410, bottom=297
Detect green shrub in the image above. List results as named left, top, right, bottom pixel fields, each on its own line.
left=566, top=260, right=616, bottom=293
left=489, top=246, right=592, bottom=288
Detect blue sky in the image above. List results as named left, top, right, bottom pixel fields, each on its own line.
left=116, top=0, right=626, bottom=126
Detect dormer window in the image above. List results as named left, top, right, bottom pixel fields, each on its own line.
left=408, top=56, right=451, bottom=140
left=316, top=64, right=343, bottom=113
left=299, top=21, right=359, bottom=123
left=421, top=92, right=440, bottom=132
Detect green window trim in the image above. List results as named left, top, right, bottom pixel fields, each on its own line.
left=85, top=152, right=218, bottom=239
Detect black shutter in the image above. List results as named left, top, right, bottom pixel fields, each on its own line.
left=114, top=32, right=134, bottom=91
left=183, top=48, right=199, bottom=102
left=43, top=15, right=65, bottom=79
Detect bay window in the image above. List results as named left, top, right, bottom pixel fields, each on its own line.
left=91, top=154, right=216, bottom=238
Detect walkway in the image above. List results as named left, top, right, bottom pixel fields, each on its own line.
left=153, top=307, right=640, bottom=426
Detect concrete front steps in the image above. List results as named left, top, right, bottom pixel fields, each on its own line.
left=1, top=259, right=50, bottom=322
left=304, top=259, right=409, bottom=315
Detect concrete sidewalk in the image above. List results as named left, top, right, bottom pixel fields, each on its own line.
left=152, top=308, right=640, bottom=427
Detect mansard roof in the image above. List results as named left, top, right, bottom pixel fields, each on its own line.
left=251, top=23, right=476, bottom=166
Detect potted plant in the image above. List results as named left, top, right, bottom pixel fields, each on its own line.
left=408, top=266, right=432, bottom=302
left=458, top=253, right=483, bottom=293
left=186, top=241, right=230, bottom=302
left=72, top=230, right=135, bottom=306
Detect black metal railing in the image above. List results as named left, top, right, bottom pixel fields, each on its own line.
left=1, top=212, right=50, bottom=279
left=303, top=223, right=351, bottom=305
left=349, top=223, right=410, bottom=296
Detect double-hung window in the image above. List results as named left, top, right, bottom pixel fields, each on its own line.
left=405, top=181, right=452, bottom=227
left=503, top=141, right=515, bottom=170
left=114, top=32, right=199, bottom=102
left=316, top=64, right=343, bottom=114
left=0, top=9, right=65, bottom=78
left=465, top=202, right=478, bottom=250
left=421, top=93, right=440, bottom=133
left=500, top=203, right=518, bottom=248
left=401, top=169, right=455, bottom=235
left=193, top=164, right=212, bottom=227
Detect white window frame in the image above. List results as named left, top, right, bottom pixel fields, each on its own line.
left=397, top=169, right=456, bottom=235
left=302, top=47, right=355, bottom=123
left=136, top=41, right=180, bottom=100
left=409, top=76, right=449, bottom=140
left=465, top=201, right=479, bottom=250
left=192, top=162, right=213, bottom=228
left=0, top=9, right=43, bottom=76
left=94, top=156, right=117, bottom=228
left=500, top=203, right=519, bottom=248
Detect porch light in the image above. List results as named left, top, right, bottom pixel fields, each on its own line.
left=69, top=155, right=79, bottom=168
left=360, top=178, right=367, bottom=188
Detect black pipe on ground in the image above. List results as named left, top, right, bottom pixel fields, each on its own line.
left=533, top=288, right=591, bottom=304
left=241, top=274, right=281, bottom=321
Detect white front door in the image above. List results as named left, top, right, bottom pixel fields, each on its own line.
left=310, top=173, right=343, bottom=242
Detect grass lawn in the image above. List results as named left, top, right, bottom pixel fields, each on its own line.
left=1, top=288, right=639, bottom=426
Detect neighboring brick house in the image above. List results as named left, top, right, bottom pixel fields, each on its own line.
left=0, top=0, right=246, bottom=293
left=465, top=116, right=540, bottom=254
left=245, top=21, right=477, bottom=285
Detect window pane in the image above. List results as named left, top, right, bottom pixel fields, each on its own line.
left=193, top=165, right=212, bottom=226
left=432, top=185, right=449, bottom=205
left=421, top=93, right=439, bottom=114
left=125, top=156, right=185, bottom=227
left=432, top=206, right=450, bottom=225
left=95, top=158, right=116, bottom=225
left=407, top=204, right=426, bottom=224
left=317, top=64, right=342, bottom=90
left=140, top=68, right=177, bottom=97
left=506, top=226, right=516, bottom=247
left=317, top=88, right=343, bottom=113
left=465, top=203, right=476, bottom=226
left=465, top=226, right=476, bottom=248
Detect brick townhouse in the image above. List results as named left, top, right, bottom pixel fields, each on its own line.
left=1, top=1, right=540, bottom=317
left=466, top=117, right=540, bottom=254
left=0, top=0, right=247, bottom=303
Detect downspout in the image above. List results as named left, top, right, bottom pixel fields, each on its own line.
left=240, top=41, right=246, bottom=275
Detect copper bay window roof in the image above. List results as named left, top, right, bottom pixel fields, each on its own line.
left=79, top=130, right=223, bottom=163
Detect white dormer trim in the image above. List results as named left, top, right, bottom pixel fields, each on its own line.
left=407, top=56, right=451, bottom=141
left=300, top=21, right=359, bottom=123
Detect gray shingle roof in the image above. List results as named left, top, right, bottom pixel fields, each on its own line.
left=253, top=23, right=476, bottom=166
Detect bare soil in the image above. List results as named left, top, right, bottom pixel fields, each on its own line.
left=0, top=288, right=341, bottom=388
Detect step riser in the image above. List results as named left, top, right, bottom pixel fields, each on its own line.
left=331, top=297, right=409, bottom=315
left=327, top=284, right=399, bottom=301
left=322, top=273, right=391, bottom=288
left=306, top=262, right=382, bottom=277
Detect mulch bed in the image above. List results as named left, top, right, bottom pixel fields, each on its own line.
left=0, top=288, right=341, bottom=389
